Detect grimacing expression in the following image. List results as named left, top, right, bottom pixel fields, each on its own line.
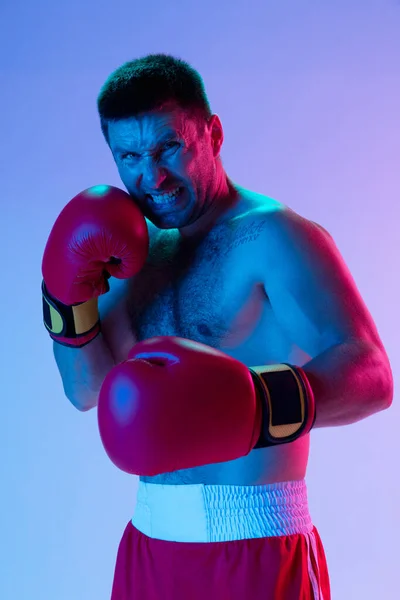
left=107, top=107, right=220, bottom=229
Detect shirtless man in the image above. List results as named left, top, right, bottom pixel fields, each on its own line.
left=42, top=54, right=393, bottom=599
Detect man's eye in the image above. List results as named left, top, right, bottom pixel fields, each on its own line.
left=121, top=152, right=139, bottom=160
left=162, top=141, right=180, bottom=153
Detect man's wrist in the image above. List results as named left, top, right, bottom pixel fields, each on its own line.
left=248, top=363, right=316, bottom=449
left=42, top=281, right=101, bottom=348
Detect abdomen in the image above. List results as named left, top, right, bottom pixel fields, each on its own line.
left=140, top=435, right=310, bottom=486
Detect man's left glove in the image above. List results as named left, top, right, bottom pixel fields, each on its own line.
left=97, top=336, right=315, bottom=476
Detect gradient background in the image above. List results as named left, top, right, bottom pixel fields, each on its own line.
left=2, top=1, right=399, bottom=598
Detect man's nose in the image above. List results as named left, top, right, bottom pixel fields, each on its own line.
left=136, top=156, right=167, bottom=191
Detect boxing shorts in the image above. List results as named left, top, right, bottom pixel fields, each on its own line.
left=111, top=479, right=330, bottom=599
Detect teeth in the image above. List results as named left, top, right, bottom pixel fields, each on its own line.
left=150, top=187, right=180, bottom=204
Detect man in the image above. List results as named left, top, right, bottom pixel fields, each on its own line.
left=42, top=54, right=393, bottom=599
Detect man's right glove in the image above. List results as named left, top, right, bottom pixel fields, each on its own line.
left=42, top=185, right=149, bottom=347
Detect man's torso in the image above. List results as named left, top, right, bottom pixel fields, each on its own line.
left=103, top=189, right=313, bottom=486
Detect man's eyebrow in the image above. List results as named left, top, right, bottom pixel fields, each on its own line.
left=157, top=131, right=180, bottom=143
left=114, top=132, right=179, bottom=155
left=113, top=146, right=131, bottom=154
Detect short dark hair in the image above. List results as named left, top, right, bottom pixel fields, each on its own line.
left=97, top=53, right=212, bottom=142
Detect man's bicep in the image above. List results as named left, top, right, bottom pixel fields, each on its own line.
left=263, top=211, right=383, bottom=357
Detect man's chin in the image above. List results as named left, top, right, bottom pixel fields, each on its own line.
left=148, top=212, right=191, bottom=230
left=152, top=220, right=179, bottom=230
left=150, top=206, right=196, bottom=231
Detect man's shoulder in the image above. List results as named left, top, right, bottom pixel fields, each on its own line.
left=239, top=191, right=332, bottom=243
left=235, top=187, right=286, bottom=217
left=265, top=207, right=331, bottom=240
left=235, top=193, right=335, bottom=271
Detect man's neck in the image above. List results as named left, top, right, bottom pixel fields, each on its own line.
left=179, top=168, right=239, bottom=239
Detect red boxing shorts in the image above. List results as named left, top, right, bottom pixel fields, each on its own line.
left=111, top=480, right=331, bottom=599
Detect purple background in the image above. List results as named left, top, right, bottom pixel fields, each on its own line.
left=2, top=1, right=399, bottom=598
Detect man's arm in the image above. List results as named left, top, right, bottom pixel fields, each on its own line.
left=53, top=277, right=134, bottom=412
left=53, top=335, right=114, bottom=412
left=262, top=208, right=393, bottom=428
left=42, top=185, right=149, bottom=412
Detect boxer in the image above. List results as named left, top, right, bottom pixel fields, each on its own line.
left=43, top=54, right=393, bottom=599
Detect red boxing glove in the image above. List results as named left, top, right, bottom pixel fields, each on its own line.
left=42, top=185, right=149, bottom=347
left=97, top=337, right=262, bottom=475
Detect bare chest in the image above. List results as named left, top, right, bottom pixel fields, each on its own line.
left=128, top=216, right=291, bottom=363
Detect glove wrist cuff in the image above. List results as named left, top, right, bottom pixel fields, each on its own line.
left=42, top=281, right=101, bottom=348
left=249, top=363, right=316, bottom=449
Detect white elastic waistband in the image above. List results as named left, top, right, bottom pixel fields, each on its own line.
left=131, top=479, right=313, bottom=543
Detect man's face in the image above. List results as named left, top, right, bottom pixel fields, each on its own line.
left=107, top=106, right=220, bottom=229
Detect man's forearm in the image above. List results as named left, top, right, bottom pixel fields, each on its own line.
left=302, top=339, right=393, bottom=428
left=53, top=333, right=116, bottom=411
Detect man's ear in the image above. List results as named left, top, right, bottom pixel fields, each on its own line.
left=208, top=114, right=224, bottom=157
